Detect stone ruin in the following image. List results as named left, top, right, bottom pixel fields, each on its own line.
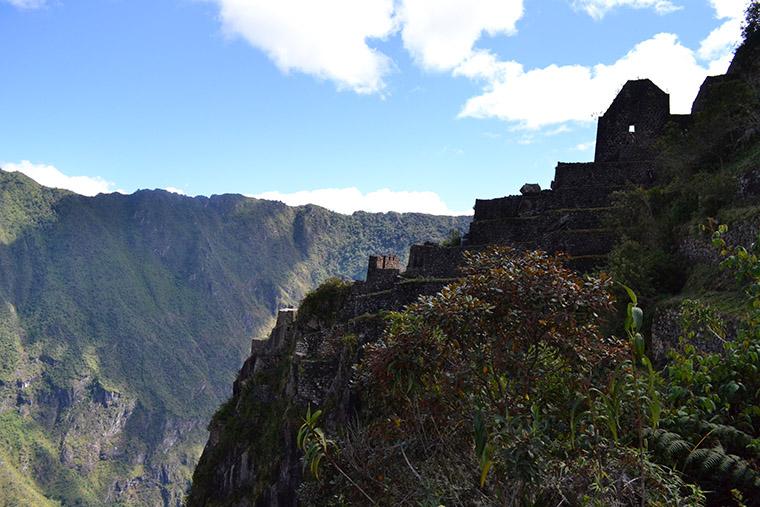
left=354, top=78, right=695, bottom=296
left=405, top=78, right=695, bottom=277
left=365, top=255, right=401, bottom=287
left=463, top=79, right=690, bottom=270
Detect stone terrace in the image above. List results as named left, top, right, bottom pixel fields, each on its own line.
left=344, top=79, right=692, bottom=313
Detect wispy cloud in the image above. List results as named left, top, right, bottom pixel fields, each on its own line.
left=252, top=187, right=470, bottom=215
left=571, top=0, right=681, bottom=20
left=440, top=146, right=465, bottom=156
left=2, top=160, right=114, bottom=196
left=2, top=0, right=46, bottom=9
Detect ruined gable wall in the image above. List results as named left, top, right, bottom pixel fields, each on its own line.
left=594, top=79, right=671, bottom=163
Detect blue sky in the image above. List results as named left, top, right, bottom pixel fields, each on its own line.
left=0, top=0, right=749, bottom=214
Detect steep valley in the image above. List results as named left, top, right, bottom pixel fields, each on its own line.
left=0, top=172, right=469, bottom=505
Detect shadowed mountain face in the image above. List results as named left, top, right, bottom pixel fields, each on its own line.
left=0, top=170, right=470, bottom=505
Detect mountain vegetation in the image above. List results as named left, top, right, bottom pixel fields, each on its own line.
left=0, top=171, right=469, bottom=505
left=295, top=242, right=759, bottom=505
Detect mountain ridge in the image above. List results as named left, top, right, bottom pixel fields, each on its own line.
left=0, top=169, right=470, bottom=505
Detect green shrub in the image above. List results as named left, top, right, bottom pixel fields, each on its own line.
left=440, top=228, right=462, bottom=247
left=297, top=278, right=353, bottom=326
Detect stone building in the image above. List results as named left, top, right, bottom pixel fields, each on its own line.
left=395, top=78, right=692, bottom=275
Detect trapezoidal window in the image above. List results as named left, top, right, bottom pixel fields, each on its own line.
left=629, top=124, right=636, bottom=133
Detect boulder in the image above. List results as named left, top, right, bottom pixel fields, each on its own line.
left=520, top=183, right=541, bottom=195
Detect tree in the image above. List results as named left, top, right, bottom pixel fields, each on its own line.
left=742, top=0, right=760, bottom=41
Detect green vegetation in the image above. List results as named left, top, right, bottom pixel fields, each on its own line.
left=606, top=104, right=760, bottom=319
left=440, top=228, right=462, bottom=247
left=0, top=303, right=22, bottom=382
left=0, top=171, right=62, bottom=245
left=190, top=286, right=305, bottom=507
left=297, top=277, right=353, bottom=326
left=742, top=1, right=759, bottom=41
left=299, top=245, right=759, bottom=505
left=0, top=411, right=99, bottom=506
left=0, top=169, right=468, bottom=504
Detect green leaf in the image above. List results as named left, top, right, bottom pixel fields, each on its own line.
left=620, top=283, right=638, bottom=305
left=297, top=425, right=308, bottom=450
left=473, top=411, right=487, bottom=459
left=631, top=306, right=644, bottom=331
left=650, top=398, right=661, bottom=428
left=479, top=460, right=493, bottom=488
left=632, top=333, right=645, bottom=360
left=315, top=427, right=327, bottom=450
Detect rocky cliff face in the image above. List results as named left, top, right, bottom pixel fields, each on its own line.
left=0, top=171, right=469, bottom=505
left=188, top=265, right=452, bottom=506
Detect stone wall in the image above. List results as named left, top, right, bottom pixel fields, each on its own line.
left=405, top=243, right=466, bottom=278
left=473, top=196, right=522, bottom=220
left=467, top=208, right=614, bottom=246
left=594, top=79, right=671, bottom=163
left=552, top=161, right=654, bottom=189
left=365, top=255, right=401, bottom=289
left=651, top=306, right=738, bottom=365
left=344, top=279, right=453, bottom=318
left=464, top=79, right=681, bottom=264
left=473, top=188, right=617, bottom=224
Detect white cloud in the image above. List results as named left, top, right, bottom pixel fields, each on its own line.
left=575, top=141, right=595, bottom=151
left=213, top=0, right=397, bottom=94
left=545, top=125, right=572, bottom=136
left=698, top=1, right=748, bottom=63
left=453, top=0, right=753, bottom=129
left=252, top=187, right=469, bottom=215
left=572, top=0, right=681, bottom=19
left=212, top=0, right=524, bottom=93
left=456, top=33, right=716, bottom=128
left=2, top=160, right=114, bottom=196
left=397, top=0, right=523, bottom=70
left=699, top=16, right=743, bottom=60
left=440, top=146, right=465, bottom=156
left=165, top=187, right=187, bottom=195
left=708, top=0, right=747, bottom=19
left=516, top=136, right=534, bottom=145
left=2, top=0, right=45, bottom=9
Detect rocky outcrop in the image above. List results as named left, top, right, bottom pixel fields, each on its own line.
left=189, top=266, right=454, bottom=506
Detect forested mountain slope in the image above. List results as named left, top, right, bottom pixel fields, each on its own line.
left=0, top=171, right=469, bottom=506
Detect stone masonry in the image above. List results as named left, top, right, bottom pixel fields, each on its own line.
left=392, top=78, right=695, bottom=275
